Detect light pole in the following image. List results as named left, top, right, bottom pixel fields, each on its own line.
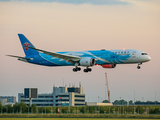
left=98, top=96, right=100, bottom=114
left=155, top=92, right=156, bottom=106
left=134, top=91, right=135, bottom=114
left=28, top=106, right=29, bottom=114
left=120, top=97, right=121, bottom=114
left=142, top=97, right=144, bottom=105
left=134, top=91, right=135, bottom=105
left=98, top=96, right=99, bottom=103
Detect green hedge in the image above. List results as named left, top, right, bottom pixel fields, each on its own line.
left=0, top=114, right=160, bottom=118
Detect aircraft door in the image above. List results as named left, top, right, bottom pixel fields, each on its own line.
left=132, top=51, right=136, bottom=58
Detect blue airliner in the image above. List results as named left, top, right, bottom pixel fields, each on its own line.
left=7, top=34, right=151, bottom=72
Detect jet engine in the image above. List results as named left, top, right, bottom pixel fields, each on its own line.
left=79, top=57, right=95, bottom=66
left=101, top=64, right=116, bottom=68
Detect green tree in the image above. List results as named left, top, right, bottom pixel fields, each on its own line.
left=4, top=104, right=13, bottom=113
left=19, top=102, right=27, bottom=113
left=0, top=102, right=2, bottom=108
left=61, top=107, right=69, bottom=113
left=31, top=104, right=37, bottom=113
left=38, top=107, right=45, bottom=114
left=70, top=106, right=75, bottom=113
left=136, top=106, right=144, bottom=114
left=13, top=102, right=19, bottom=113
left=46, top=107, right=51, bottom=113
left=99, top=106, right=105, bottom=114
left=129, top=100, right=134, bottom=105
left=120, top=99, right=127, bottom=105
left=102, top=100, right=109, bottom=103
left=79, top=106, right=85, bottom=114
left=113, top=100, right=120, bottom=105
left=154, top=107, right=160, bottom=114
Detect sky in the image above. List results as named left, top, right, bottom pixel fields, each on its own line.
left=0, top=0, right=160, bottom=103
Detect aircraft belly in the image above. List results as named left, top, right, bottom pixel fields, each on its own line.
left=46, top=58, right=72, bottom=66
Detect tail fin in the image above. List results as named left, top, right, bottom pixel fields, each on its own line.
left=18, top=34, right=39, bottom=56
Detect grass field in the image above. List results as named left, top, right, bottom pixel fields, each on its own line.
left=0, top=118, right=160, bottom=120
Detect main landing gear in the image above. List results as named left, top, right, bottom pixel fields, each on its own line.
left=137, top=62, right=142, bottom=69
left=73, top=67, right=81, bottom=72
left=72, top=67, right=92, bottom=73
left=84, top=67, right=92, bottom=73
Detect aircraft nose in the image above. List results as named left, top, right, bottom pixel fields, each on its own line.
left=147, top=56, right=151, bottom=61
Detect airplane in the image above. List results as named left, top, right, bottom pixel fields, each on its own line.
left=7, top=34, right=151, bottom=73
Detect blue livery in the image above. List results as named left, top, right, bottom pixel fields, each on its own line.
left=7, top=34, right=151, bottom=72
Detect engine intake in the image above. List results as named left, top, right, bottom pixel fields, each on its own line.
left=79, top=57, right=95, bottom=66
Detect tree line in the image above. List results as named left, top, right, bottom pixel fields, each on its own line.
left=102, top=99, right=160, bottom=105
left=0, top=102, right=160, bottom=114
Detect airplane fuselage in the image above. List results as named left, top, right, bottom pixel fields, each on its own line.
left=8, top=34, right=151, bottom=72
left=23, top=49, right=151, bottom=67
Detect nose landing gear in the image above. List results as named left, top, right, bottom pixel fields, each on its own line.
left=137, top=62, right=142, bottom=69
left=137, top=66, right=141, bottom=69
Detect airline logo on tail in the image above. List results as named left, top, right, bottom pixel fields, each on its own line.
left=23, top=42, right=30, bottom=51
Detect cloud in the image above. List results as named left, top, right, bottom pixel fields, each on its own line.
left=120, top=0, right=160, bottom=12
left=0, top=0, right=128, bottom=5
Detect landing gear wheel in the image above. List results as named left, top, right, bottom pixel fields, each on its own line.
left=84, top=69, right=88, bottom=73
left=73, top=67, right=81, bottom=72
left=87, top=68, right=92, bottom=72
left=77, top=67, right=81, bottom=71
left=83, top=68, right=92, bottom=73
left=73, top=68, right=77, bottom=72
left=137, top=66, right=141, bottom=69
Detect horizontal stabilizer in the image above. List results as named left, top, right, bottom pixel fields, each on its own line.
left=6, top=55, right=31, bottom=60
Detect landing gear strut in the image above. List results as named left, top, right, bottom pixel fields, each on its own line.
left=84, top=67, right=92, bottom=73
left=137, top=62, right=142, bottom=69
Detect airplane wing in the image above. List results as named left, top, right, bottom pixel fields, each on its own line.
left=6, top=55, right=31, bottom=60
left=28, top=47, right=81, bottom=64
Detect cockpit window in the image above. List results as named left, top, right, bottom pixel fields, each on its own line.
left=142, top=53, right=147, bottom=55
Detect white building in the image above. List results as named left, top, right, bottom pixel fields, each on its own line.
left=18, top=84, right=85, bottom=107
left=87, top=102, right=113, bottom=106
left=0, top=96, right=16, bottom=103
left=0, top=98, right=7, bottom=106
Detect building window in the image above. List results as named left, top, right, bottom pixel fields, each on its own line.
left=75, top=104, right=85, bottom=106
left=57, top=99, right=69, bottom=102
left=75, top=99, right=85, bottom=102
left=75, top=95, right=85, bottom=98
left=38, top=96, right=53, bottom=98
left=58, top=95, right=69, bottom=97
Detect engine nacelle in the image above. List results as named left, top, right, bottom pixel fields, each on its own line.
left=79, top=57, right=95, bottom=66
left=102, top=64, right=116, bottom=68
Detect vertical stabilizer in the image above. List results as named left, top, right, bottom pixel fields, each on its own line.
left=18, top=34, right=39, bottom=56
